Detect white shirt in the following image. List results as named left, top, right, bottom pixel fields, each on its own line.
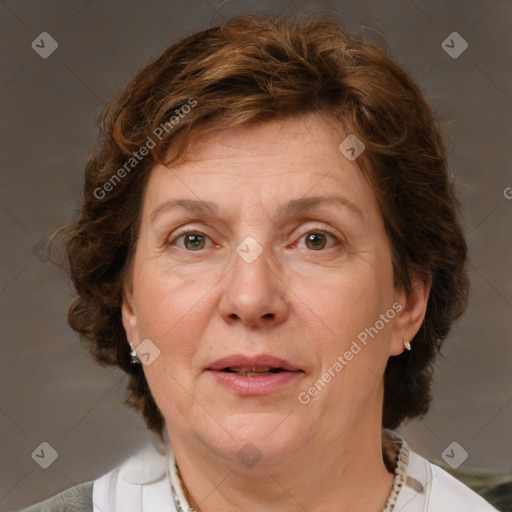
left=92, top=430, right=499, bottom=511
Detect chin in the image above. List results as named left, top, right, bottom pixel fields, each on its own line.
left=198, top=411, right=306, bottom=466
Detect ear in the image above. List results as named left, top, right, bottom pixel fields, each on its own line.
left=121, top=284, right=140, bottom=346
left=389, top=275, right=432, bottom=356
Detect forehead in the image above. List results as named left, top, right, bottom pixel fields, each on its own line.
left=179, top=113, right=348, bottom=175
left=143, top=113, right=379, bottom=221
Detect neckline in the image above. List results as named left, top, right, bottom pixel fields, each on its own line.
left=167, top=429, right=410, bottom=512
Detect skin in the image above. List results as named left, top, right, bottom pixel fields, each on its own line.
left=122, top=112, right=431, bottom=512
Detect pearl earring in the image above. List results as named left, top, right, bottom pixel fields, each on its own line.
left=129, top=341, right=141, bottom=364
left=404, top=339, right=411, bottom=351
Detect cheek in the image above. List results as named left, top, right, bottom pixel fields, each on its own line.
left=296, top=257, right=396, bottom=397
left=297, top=257, right=392, bottom=337
left=133, top=266, right=213, bottom=363
left=132, top=269, right=217, bottom=422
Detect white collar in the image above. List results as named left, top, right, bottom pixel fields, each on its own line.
left=92, top=429, right=495, bottom=512
left=92, top=433, right=176, bottom=512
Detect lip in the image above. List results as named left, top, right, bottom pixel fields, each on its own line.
left=206, top=354, right=304, bottom=395
left=207, top=354, right=301, bottom=372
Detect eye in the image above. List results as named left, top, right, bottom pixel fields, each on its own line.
left=169, top=231, right=213, bottom=251
left=295, top=230, right=339, bottom=251
left=167, top=229, right=340, bottom=252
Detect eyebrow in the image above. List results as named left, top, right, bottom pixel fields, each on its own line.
left=150, top=195, right=363, bottom=224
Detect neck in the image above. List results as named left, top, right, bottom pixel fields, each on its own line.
left=168, top=422, right=395, bottom=512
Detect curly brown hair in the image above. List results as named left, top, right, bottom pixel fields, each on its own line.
left=55, top=11, right=469, bottom=439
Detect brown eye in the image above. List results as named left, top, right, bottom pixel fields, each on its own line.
left=167, top=230, right=218, bottom=253
left=304, top=232, right=328, bottom=250
left=183, top=233, right=206, bottom=251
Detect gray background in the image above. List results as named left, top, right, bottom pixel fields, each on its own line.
left=1, top=0, right=511, bottom=509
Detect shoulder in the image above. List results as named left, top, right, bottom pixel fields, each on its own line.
left=427, top=461, right=501, bottom=511
left=18, top=482, right=93, bottom=512
left=388, top=430, right=500, bottom=512
left=404, top=448, right=500, bottom=511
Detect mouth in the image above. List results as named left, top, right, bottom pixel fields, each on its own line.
left=207, top=354, right=302, bottom=374
left=206, top=355, right=304, bottom=395
left=220, top=366, right=288, bottom=377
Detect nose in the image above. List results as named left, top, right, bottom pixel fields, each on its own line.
left=218, top=245, right=289, bottom=329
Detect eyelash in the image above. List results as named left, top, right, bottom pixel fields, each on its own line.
left=167, top=226, right=342, bottom=252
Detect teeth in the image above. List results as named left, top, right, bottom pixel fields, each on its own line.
left=221, top=366, right=286, bottom=376
left=246, top=371, right=271, bottom=377
left=229, top=367, right=271, bottom=372
left=227, top=366, right=275, bottom=376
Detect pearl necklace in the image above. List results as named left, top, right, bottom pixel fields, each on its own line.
left=168, top=432, right=409, bottom=512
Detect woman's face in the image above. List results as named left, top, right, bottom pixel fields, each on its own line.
left=122, top=113, right=426, bottom=465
